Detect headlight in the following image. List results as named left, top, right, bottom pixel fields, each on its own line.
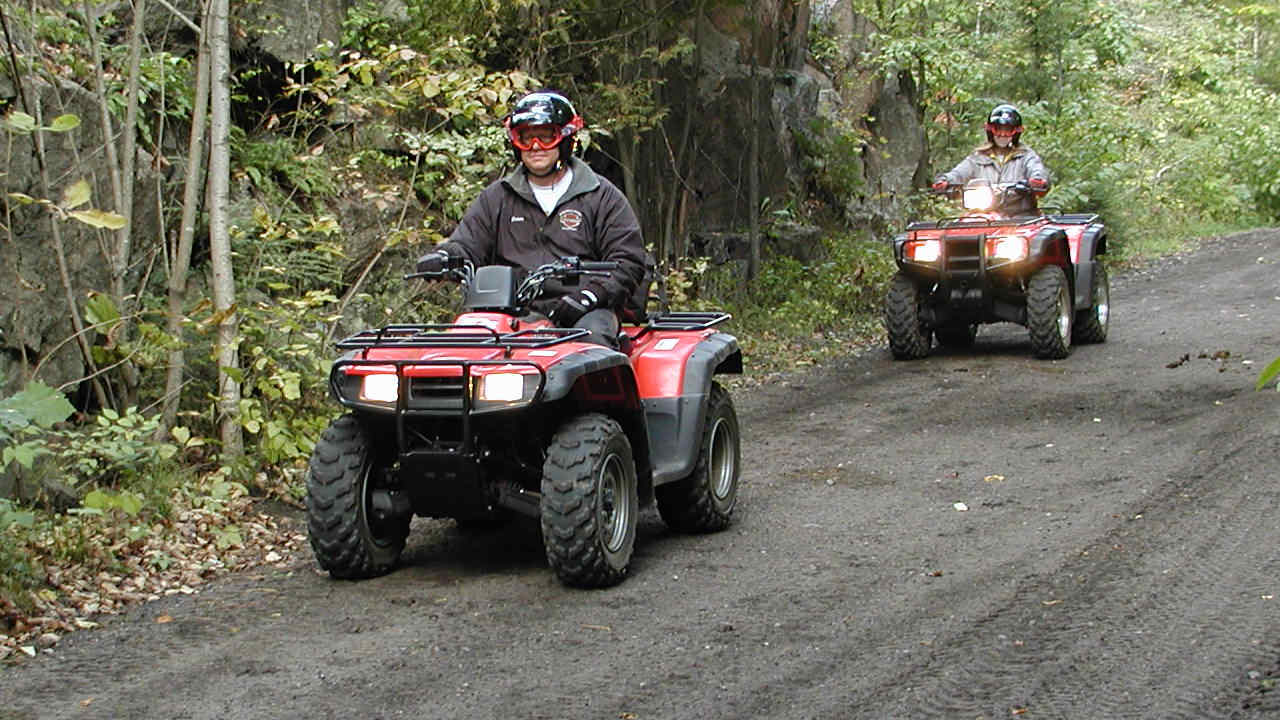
left=986, top=235, right=1028, bottom=262
left=359, top=373, right=399, bottom=403
left=473, top=371, right=539, bottom=408
left=963, top=185, right=995, bottom=210
left=904, top=239, right=941, bottom=263
left=476, top=372, right=527, bottom=402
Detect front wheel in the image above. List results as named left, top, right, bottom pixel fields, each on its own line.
left=306, top=414, right=409, bottom=579
left=1027, top=265, right=1073, bottom=359
left=1072, top=263, right=1110, bottom=344
left=541, top=414, right=638, bottom=588
left=885, top=273, right=932, bottom=360
left=657, top=382, right=740, bottom=533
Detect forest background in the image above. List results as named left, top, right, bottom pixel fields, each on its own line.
left=0, top=0, right=1277, bottom=653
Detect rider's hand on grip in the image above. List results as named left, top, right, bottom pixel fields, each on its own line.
left=1013, top=180, right=1032, bottom=195
left=415, top=250, right=450, bottom=274
left=931, top=177, right=949, bottom=192
left=1028, top=177, right=1048, bottom=192
left=550, top=290, right=598, bottom=326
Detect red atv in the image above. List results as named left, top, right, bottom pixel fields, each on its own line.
left=885, top=179, right=1110, bottom=359
left=305, top=255, right=743, bottom=588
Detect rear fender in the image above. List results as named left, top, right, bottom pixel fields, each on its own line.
left=637, top=332, right=742, bottom=486
left=1071, top=225, right=1107, bottom=310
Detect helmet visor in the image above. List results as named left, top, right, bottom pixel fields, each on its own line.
left=509, top=123, right=570, bottom=152
left=985, top=123, right=1020, bottom=138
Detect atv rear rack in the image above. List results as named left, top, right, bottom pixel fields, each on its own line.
left=638, top=310, right=731, bottom=331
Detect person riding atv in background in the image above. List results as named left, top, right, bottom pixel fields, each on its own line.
left=415, top=90, right=647, bottom=349
left=932, top=103, right=1051, bottom=215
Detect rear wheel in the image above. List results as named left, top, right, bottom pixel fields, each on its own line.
left=1027, top=265, right=1072, bottom=359
left=657, top=382, right=740, bottom=533
left=1073, top=263, right=1110, bottom=344
left=935, top=323, right=978, bottom=348
left=306, top=414, right=409, bottom=579
left=885, top=273, right=932, bottom=360
left=541, top=414, right=638, bottom=588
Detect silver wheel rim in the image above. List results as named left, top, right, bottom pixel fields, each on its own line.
left=1056, top=282, right=1071, bottom=341
left=708, top=416, right=737, bottom=501
left=1096, top=275, right=1110, bottom=327
left=598, top=452, right=631, bottom=554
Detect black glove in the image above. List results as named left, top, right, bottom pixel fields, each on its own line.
left=1013, top=180, right=1032, bottom=194
left=415, top=250, right=450, bottom=274
left=550, top=290, right=598, bottom=326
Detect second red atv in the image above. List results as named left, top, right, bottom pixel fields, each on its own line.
left=305, top=255, right=743, bottom=588
left=885, top=179, right=1110, bottom=360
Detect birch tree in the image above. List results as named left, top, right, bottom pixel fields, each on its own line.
left=207, top=0, right=242, bottom=459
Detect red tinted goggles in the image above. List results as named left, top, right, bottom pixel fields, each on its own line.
left=986, top=123, right=1021, bottom=137
left=506, top=116, right=583, bottom=152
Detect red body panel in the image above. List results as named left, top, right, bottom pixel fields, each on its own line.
left=626, top=327, right=717, bottom=398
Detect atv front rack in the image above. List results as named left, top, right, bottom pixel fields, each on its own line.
left=908, top=211, right=1100, bottom=231
left=335, top=323, right=591, bottom=355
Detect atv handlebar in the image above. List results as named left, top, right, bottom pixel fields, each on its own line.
left=404, top=255, right=617, bottom=283
left=931, top=181, right=1033, bottom=198
left=405, top=256, right=619, bottom=313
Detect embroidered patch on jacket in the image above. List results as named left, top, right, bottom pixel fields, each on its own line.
left=558, top=209, right=584, bottom=231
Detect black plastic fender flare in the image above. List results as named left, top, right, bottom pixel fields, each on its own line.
left=1072, top=223, right=1108, bottom=310
left=1030, top=226, right=1075, bottom=298
left=541, top=346, right=637, bottom=404
left=643, top=332, right=743, bottom=488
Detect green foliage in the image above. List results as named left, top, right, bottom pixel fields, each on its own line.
left=1257, top=356, right=1280, bottom=392
left=796, top=116, right=870, bottom=205
left=234, top=132, right=341, bottom=200
left=0, top=382, right=75, bottom=471
left=232, top=291, right=336, bottom=473
left=41, top=407, right=181, bottom=491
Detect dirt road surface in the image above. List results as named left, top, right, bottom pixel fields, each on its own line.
left=3, top=229, right=1279, bottom=720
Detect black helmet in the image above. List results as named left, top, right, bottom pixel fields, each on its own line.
left=984, top=103, right=1023, bottom=144
left=504, top=91, right=584, bottom=167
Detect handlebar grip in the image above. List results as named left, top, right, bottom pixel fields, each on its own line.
left=579, top=260, right=619, bottom=272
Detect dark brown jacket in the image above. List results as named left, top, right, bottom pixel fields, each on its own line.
left=439, top=157, right=646, bottom=311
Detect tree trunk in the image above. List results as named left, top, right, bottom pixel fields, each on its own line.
left=207, top=0, right=242, bottom=459
left=747, top=0, right=761, bottom=281
left=29, top=93, right=110, bottom=411
left=158, top=0, right=212, bottom=435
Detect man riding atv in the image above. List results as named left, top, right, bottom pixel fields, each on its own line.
left=932, top=103, right=1050, bottom=216
left=884, top=103, right=1110, bottom=360
left=415, top=89, right=647, bottom=350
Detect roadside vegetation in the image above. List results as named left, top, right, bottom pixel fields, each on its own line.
left=2, top=0, right=1278, bottom=659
